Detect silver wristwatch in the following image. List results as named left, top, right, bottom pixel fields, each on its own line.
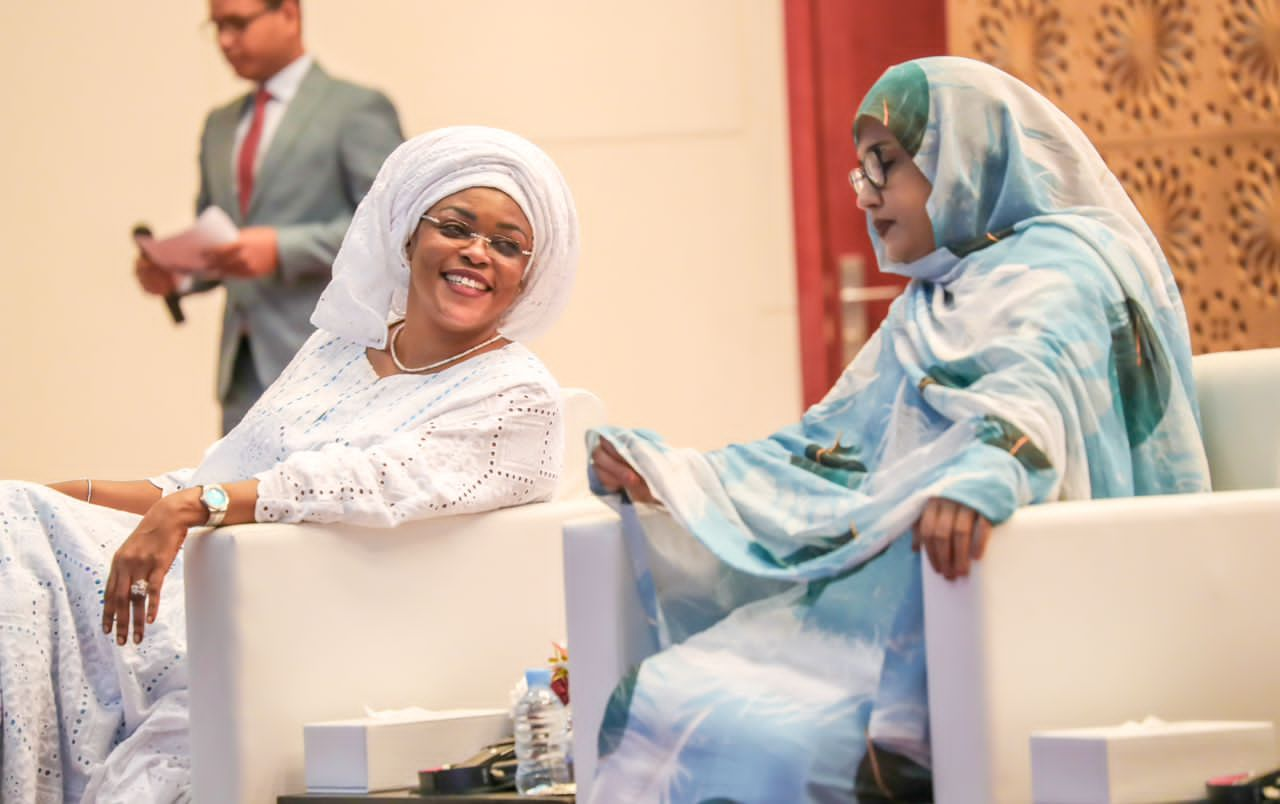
left=199, top=484, right=230, bottom=527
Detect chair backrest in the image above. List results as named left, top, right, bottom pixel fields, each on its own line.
left=1192, top=348, right=1280, bottom=491
left=553, top=388, right=607, bottom=500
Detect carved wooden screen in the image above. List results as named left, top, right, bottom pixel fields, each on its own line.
left=947, top=0, right=1280, bottom=352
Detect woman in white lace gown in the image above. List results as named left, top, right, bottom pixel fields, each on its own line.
left=0, top=125, right=579, bottom=803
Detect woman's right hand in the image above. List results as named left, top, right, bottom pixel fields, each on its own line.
left=590, top=438, right=656, bottom=504
left=103, top=489, right=205, bottom=645
left=912, top=497, right=992, bottom=581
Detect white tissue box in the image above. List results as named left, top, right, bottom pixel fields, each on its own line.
left=1030, top=719, right=1277, bottom=803
left=303, top=708, right=511, bottom=793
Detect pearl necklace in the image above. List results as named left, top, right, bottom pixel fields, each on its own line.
left=388, top=322, right=504, bottom=374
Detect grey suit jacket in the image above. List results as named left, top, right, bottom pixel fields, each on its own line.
left=196, top=62, right=403, bottom=400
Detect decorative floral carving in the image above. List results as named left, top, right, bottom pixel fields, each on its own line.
left=1096, top=0, right=1194, bottom=122
left=1188, top=287, right=1250, bottom=352
left=1112, top=153, right=1203, bottom=289
left=950, top=0, right=1280, bottom=350
left=972, top=0, right=1069, bottom=98
left=1229, top=145, right=1280, bottom=301
left=1222, top=0, right=1280, bottom=114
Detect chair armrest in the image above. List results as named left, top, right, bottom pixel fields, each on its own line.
left=185, top=496, right=609, bottom=803
left=562, top=507, right=662, bottom=803
left=924, top=489, right=1280, bottom=803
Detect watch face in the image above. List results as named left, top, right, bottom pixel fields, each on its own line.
left=205, top=487, right=229, bottom=508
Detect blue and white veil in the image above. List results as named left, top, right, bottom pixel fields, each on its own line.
left=585, top=57, right=1210, bottom=801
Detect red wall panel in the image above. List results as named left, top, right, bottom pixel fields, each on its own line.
left=786, top=0, right=948, bottom=405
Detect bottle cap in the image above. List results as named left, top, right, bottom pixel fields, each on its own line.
left=524, top=667, right=553, bottom=688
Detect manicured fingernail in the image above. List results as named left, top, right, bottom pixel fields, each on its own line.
left=134, top=633, right=142, bottom=644
left=117, top=634, right=126, bottom=645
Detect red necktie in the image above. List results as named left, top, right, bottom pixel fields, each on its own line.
left=237, top=87, right=272, bottom=219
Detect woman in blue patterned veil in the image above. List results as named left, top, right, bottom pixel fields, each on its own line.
left=585, top=56, right=1210, bottom=802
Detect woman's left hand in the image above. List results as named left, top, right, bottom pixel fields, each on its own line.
left=912, top=497, right=992, bottom=581
left=102, top=490, right=204, bottom=646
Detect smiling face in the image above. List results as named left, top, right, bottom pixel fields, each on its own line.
left=402, top=187, right=532, bottom=345
left=853, top=116, right=936, bottom=265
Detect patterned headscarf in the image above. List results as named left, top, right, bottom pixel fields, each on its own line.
left=311, top=125, right=580, bottom=347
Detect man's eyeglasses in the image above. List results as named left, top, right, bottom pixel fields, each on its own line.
left=849, top=144, right=889, bottom=195
left=421, top=215, right=533, bottom=261
left=205, top=6, right=278, bottom=36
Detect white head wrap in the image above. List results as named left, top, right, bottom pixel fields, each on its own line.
left=311, top=125, right=579, bottom=347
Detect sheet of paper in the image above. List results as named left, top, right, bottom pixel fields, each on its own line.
left=136, top=207, right=239, bottom=274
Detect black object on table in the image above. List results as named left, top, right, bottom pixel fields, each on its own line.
left=1205, top=766, right=1280, bottom=802
left=278, top=790, right=572, bottom=803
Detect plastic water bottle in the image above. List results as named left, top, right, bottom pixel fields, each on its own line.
left=514, top=667, right=574, bottom=795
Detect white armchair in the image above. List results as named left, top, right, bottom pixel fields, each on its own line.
left=564, top=348, right=1280, bottom=803
left=184, top=388, right=610, bottom=803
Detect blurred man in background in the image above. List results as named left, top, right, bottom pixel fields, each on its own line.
left=136, top=0, right=403, bottom=433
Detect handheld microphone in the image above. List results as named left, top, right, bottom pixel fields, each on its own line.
left=133, top=223, right=185, bottom=325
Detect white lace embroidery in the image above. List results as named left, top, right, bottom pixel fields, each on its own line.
left=4, top=330, right=562, bottom=800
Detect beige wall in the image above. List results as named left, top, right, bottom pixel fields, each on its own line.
left=0, top=1, right=799, bottom=482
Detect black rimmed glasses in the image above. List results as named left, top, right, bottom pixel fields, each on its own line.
left=204, top=5, right=279, bottom=36
left=420, top=215, right=533, bottom=261
left=849, top=144, right=889, bottom=196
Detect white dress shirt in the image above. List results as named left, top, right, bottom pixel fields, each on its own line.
left=231, top=53, right=314, bottom=195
